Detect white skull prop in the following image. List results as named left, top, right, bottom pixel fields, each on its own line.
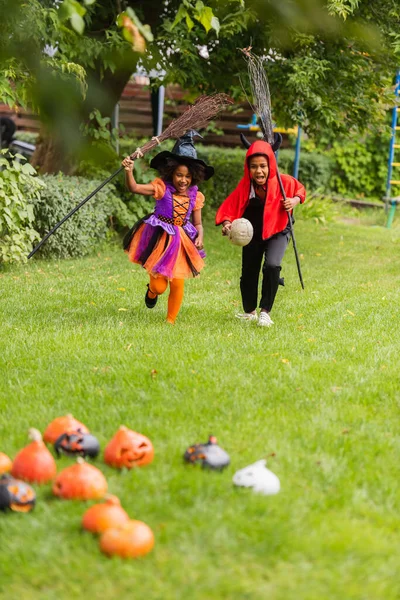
left=229, top=218, right=254, bottom=247
left=232, top=459, right=280, bottom=495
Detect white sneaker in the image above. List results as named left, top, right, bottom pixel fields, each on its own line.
left=258, top=312, right=274, bottom=327
left=235, top=312, right=258, bottom=322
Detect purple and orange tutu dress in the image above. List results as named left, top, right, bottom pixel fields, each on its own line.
left=123, top=178, right=206, bottom=280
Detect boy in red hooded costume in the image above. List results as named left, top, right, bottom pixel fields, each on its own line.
left=215, top=140, right=305, bottom=327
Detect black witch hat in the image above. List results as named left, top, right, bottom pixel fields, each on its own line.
left=150, top=130, right=214, bottom=180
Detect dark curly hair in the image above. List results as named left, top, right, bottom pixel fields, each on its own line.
left=156, top=157, right=206, bottom=186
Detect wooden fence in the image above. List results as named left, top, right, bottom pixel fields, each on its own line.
left=0, top=81, right=266, bottom=148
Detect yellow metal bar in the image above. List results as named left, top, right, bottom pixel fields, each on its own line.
left=392, top=163, right=400, bottom=167
left=395, top=126, right=400, bottom=130
left=394, top=144, right=400, bottom=148
left=389, top=180, right=400, bottom=184
left=274, top=127, right=298, bottom=134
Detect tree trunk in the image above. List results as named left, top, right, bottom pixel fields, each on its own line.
left=30, top=131, right=76, bottom=174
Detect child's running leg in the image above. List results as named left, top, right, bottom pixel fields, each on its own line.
left=166, top=278, right=185, bottom=324
left=260, top=233, right=289, bottom=313
left=240, top=241, right=264, bottom=313
left=148, top=275, right=168, bottom=298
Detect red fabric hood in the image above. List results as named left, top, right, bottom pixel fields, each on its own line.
left=215, top=140, right=305, bottom=240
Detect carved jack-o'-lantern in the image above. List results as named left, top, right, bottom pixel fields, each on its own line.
left=104, top=426, right=154, bottom=469
left=54, top=431, right=100, bottom=459
left=0, top=475, right=36, bottom=512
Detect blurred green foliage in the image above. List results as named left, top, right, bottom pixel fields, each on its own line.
left=1, top=0, right=400, bottom=177
left=13, top=131, right=39, bottom=144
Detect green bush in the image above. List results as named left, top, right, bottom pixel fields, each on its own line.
left=0, top=151, right=43, bottom=265
left=278, top=149, right=335, bottom=192
left=31, top=174, right=134, bottom=259
left=328, top=137, right=389, bottom=199
left=197, top=146, right=245, bottom=211
left=301, top=131, right=391, bottom=199
left=296, top=194, right=339, bottom=225
left=197, top=145, right=331, bottom=210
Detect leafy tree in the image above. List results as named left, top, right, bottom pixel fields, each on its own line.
left=158, top=0, right=400, bottom=137
left=1, top=0, right=399, bottom=173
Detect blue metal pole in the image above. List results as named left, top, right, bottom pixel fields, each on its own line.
left=385, top=70, right=400, bottom=208
left=293, top=126, right=302, bottom=179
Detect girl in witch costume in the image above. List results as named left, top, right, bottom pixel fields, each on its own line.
left=215, top=139, right=305, bottom=327
left=122, top=131, right=214, bottom=324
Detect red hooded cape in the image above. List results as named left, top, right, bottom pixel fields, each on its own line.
left=215, top=140, right=306, bottom=240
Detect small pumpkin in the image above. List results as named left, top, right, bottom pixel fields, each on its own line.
left=82, top=494, right=129, bottom=534
left=0, top=475, right=36, bottom=513
left=104, top=426, right=154, bottom=469
left=43, top=414, right=89, bottom=444
left=53, top=457, right=107, bottom=500
left=100, top=520, right=154, bottom=558
left=11, top=428, right=57, bottom=484
left=54, top=431, right=100, bottom=459
left=0, top=452, right=12, bottom=475
left=184, top=435, right=230, bottom=470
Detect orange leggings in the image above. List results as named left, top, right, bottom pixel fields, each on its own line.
left=149, top=275, right=185, bottom=324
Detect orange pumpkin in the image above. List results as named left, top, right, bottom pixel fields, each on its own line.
left=43, top=414, right=89, bottom=444
left=11, top=429, right=57, bottom=484
left=82, top=495, right=129, bottom=533
left=100, top=520, right=154, bottom=558
left=0, top=453, right=12, bottom=476
left=104, top=426, right=154, bottom=469
left=53, top=457, right=107, bottom=500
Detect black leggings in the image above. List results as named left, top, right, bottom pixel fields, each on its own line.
left=240, top=204, right=290, bottom=313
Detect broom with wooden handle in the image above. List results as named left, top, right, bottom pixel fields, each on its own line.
left=28, top=93, right=232, bottom=259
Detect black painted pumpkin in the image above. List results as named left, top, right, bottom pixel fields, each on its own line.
left=184, top=435, right=230, bottom=470
left=0, top=475, right=36, bottom=512
left=54, top=431, right=100, bottom=459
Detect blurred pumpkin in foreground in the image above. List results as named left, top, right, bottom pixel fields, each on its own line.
left=0, top=452, right=12, bottom=476
left=100, top=520, right=154, bottom=558
left=11, top=429, right=57, bottom=484
left=0, top=475, right=36, bottom=513
left=54, top=431, right=100, bottom=459
left=43, top=414, right=89, bottom=444
left=82, top=495, right=129, bottom=533
left=53, top=458, right=107, bottom=500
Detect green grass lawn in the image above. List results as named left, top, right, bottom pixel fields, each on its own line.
left=1, top=210, right=400, bottom=599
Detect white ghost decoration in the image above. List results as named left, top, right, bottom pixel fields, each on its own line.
left=233, top=459, right=280, bottom=495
